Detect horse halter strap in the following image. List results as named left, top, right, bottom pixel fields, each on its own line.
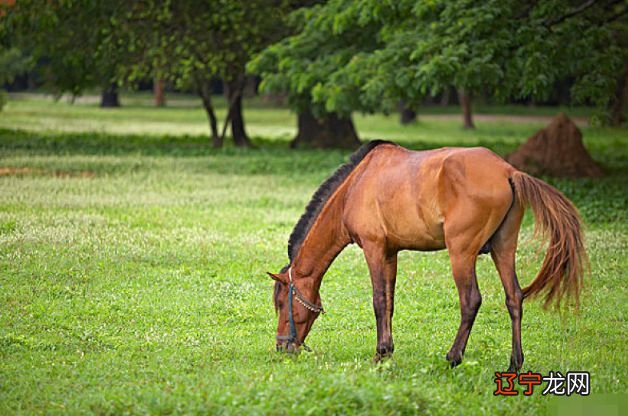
left=276, top=267, right=325, bottom=351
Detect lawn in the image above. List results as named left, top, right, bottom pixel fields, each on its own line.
left=0, top=94, right=626, bottom=415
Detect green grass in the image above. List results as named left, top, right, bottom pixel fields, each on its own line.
left=0, top=93, right=599, bottom=140
left=0, top=94, right=626, bottom=415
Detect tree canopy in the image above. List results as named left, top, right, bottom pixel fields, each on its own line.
left=4, top=0, right=290, bottom=146
left=249, top=1, right=384, bottom=116
left=4, top=1, right=125, bottom=101
left=2, top=0, right=626, bottom=141
left=252, top=0, right=628, bottom=125
left=117, top=0, right=291, bottom=147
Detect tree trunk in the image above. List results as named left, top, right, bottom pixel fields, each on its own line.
left=225, top=78, right=253, bottom=148
left=440, top=88, right=451, bottom=106
left=458, top=88, right=474, bottom=129
left=399, top=101, right=417, bottom=124
left=291, top=108, right=361, bottom=149
left=230, top=93, right=251, bottom=147
left=154, top=78, right=166, bottom=107
left=243, top=75, right=259, bottom=98
left=100, top=83, right=120, bottom=108
left=609, top=62, right=627, bottom=127
left=197, top=81, right=221, bottom=148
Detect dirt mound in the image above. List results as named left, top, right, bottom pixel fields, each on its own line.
left=506, top=113, right=602, bottom=177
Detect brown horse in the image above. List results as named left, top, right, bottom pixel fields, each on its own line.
left=268, top=140, right=585, bottom=371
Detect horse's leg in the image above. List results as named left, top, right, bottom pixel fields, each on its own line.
left=490, top=204, right=525, bottom=372
left=439, top=166, right=515, bottom=368
left=363, top=244, right=398, bottom=361
left=445, top=253, right=481, bottom=367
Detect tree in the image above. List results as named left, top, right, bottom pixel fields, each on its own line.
left=0, top=1, right=30, bottom=111
left=609, top=62, right=627, bottom=126
left=399, top=101, right=417, bottom=125
left=6, top=0, right=127, bottom=107
left=607, top=20, right=628, bottom=126
left=153, top=78, right=166, bottom=107
left=116, top=1, right=290, bottom=148
left=6, top=1, right=290, bottom=146
left=0, top=47, right=31, bottom=110
left=253, top=0, right=627, bottom=130
left=248, top=2, right=381, bottom=148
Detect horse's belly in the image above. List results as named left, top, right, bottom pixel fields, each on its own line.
left=381, top=213, right=446, bottom=251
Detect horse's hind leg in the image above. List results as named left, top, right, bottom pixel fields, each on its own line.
left=442, top=200, right=506, bottom=367
left=490, top=203, right=525, bottom=372
left=445, top=253, right=481, bottom=367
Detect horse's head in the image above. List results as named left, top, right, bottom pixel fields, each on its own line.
left=268, top=267, right=324, bottom=353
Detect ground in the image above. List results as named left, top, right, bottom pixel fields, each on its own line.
left=0, top=94, right=626, bottom=415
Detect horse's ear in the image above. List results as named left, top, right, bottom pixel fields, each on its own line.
left=267, top=272, right=287, bottom=283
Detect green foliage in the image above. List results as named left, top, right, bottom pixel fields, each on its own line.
left=114, top=1, right=290, bottom=90
left=6, top=1, right=124, bottom=97
left=5, top=1, right=294, bottom=143
left=5, top=1, right=289, bottom=101
left=109, top=1, right=293, bottom=145
left=249, top=1, right=385, bottom=116
left=0, top=44, right=32, bottom=111
left=0, top=98, right=626, bottom=413
left=0, top=47, right=31, bottom=85
left=252, top=0, right=628, bottom=118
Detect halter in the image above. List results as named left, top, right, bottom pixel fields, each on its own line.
left=276, top=267, right=325, bottom=352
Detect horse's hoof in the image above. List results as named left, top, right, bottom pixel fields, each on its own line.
left=507, top=354, right=524, bottom=373
left=375, top=344, right=394, bottom=358
left=448, top=358, right=462, bottom=368
left=373, top=351, right=393, bottom=363
left=507, top=362, right=522, bottom=373
left=446, top=352, right=463, bottom=368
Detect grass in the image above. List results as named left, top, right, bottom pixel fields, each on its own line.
left=0, top=94, right=626, bottom=415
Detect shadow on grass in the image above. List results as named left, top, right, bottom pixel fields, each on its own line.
left=1, top=127, right=626, bottom=175
left=0, top=128, right=625, bottom=224
left=0, top=128, right=528, bottom=175
left=1, top=127, right=527, bottom=155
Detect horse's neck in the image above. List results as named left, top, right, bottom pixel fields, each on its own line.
left=292, top=189, right=351, bottom=287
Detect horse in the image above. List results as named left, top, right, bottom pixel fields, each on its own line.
left=268, top=140, right=585, bottom=371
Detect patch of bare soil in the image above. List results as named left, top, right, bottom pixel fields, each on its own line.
left=0, top=167, right=34, bottom=175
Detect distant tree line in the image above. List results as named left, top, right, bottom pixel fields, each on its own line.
left=1, top=0, right=626, bottom=148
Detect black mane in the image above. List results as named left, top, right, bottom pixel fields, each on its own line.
left=287, top=140, right=395, bottom=262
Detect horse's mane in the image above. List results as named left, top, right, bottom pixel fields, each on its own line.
left=287, top=140, right=395, bottom=262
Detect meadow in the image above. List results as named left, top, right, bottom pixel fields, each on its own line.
left=0, top=94, right=626, bottom=415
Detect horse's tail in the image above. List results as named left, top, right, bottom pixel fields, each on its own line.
left=510, top=171, right=586, bottom=308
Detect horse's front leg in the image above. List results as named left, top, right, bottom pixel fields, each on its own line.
left=363, top=245, right=398, bottom=361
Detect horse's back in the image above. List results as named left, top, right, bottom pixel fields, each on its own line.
left=342, top=144, right=516, bottom=252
